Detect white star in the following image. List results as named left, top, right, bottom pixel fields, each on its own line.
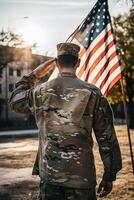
left=98, top=9, right=101, bottom=12
left=107, top=16, right=109, bottom=19
left=103, top=15, right=105, bottom=18
left=97, top=16, right=100, bottom=19
left=91, top=29, right=94, bottom=33
left=103, top=9, right=106, bottom=12
left=103, top=22, right=105, bottom=25
left=91, top=37, right=93, bottom=40
left=96, top=29, right=99, bottom=33
left=85, top=37, right=88, bottom=41
left=103, top=2, right=106, bottom=5
left=96, top=22, right=100, bottom=26
left=92, top=23, right=94, bottom=26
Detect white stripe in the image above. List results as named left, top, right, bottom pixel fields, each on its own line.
left=80, top=33, right=114, bottom=81
left=101, top=67, right=123, bottom=94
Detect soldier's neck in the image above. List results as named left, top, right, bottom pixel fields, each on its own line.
left=59, top=67, right=76, bottom=75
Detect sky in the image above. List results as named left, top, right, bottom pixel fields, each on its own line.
left=0, top=0, right=132, bottom=56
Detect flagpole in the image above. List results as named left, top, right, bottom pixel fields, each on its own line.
left=120, top=77, right=134, bottom=174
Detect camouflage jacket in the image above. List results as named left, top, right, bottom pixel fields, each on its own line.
left=10, top=72, right=122, bottom=189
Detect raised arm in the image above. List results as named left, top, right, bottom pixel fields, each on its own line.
left=9, top=58, right=55, bottom=114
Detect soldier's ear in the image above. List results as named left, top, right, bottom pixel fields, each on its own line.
left=76, top=59, right=80, bottom=68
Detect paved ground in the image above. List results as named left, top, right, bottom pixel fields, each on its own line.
left=0, top=125, right=134, bottom=200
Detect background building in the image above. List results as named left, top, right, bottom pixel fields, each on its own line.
left=0, top=45, right=51, bottom=129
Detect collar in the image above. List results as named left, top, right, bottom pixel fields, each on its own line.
left=58, top=72, right=77, bottom=78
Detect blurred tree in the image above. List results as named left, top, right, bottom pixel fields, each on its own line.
left=0, top=29, right=37, bottom=49
left=108, top=12, right=134, bottom=127
left=0, top=30, right=37, bottom=76
left=0, top=30, right=24, bottom=47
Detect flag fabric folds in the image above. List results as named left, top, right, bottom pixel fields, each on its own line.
left=50, top=0, right=124, bottom=96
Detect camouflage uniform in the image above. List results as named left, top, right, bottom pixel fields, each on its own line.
left=9, top=43, right=122, bottom=199
left=39, top=182, right=96, bottom=200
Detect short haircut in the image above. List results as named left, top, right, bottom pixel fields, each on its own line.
left=57, top=54, right=78, bottom=68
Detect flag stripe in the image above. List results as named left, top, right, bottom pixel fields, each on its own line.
left=95, top=55, right=120, bottom=87
left=80, top=32, right=114, bottom=81
left=77, top=27, right=113, bottom=77
left=84, top=39, right=116, bottom=81
left=88, top=46, right=117, bottom=83
left=99, top=62, right=121, bottom=89
left=103, top=72, right=123, bottom=96
left=101, top=67, right=123, bottom=95
left=91, top=50, right=118, bottom=84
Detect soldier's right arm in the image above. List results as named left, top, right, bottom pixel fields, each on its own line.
left=10, top=58, right=55, bottom=114
left=9, top=72, right=39, bottom=114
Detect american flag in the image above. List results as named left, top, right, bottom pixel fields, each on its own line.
left=50, top=0, right=124, bottom=96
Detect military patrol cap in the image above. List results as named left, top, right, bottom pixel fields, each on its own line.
left=57, top=43, right=80, bottom=57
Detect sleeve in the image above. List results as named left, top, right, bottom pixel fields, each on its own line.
left=9, top=72, right=39, bottom=114
left=93, top=95, right=122, bottom=182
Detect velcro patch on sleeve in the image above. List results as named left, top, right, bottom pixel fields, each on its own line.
left=12, top=91, right=28, bottom=103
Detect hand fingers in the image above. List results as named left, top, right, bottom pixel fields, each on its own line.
left=97, top=181, right=112, bottom=198
left=97, top=184, right=103, bottom=193
left=98, top=185, right=112, bottom=198
left=97, top=185, right=102, bottom=193
left=99, top=189, right=111, bottom=198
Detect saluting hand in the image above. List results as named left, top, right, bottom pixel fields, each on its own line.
left=97, top=180, right=113, bottom=198
left=33, top=57, right=56, bottom=79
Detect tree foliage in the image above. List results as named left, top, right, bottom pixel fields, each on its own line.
left=108, top=11, right=134, bottom=127
left=0, top=30, right=24, bottom=47
left=0, top=30, right=37, bottom=77
left=0, top=29, right=37, bottom=49
left=108, top=12, right=134, bottom=104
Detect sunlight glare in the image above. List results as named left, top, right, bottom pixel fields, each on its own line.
left=19, top=22, right=46, bottom=46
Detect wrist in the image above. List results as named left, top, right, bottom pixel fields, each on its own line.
left=28, top=71, right=41, bottom=83
left=32, top=70, right=41, bottom=80
left=103, top=171, right=116, bottom=182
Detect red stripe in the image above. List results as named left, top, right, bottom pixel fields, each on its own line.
left=104, top=72, right=123, bottom=96
left=92, top=51, right=118, bottom=84
left=79, top=47, right=86, bottom=58
left=77, top=28, right=113, bottom=78
left=99, top=62, right=121, bottom=89
left=85, top=39, right=115, bottom=81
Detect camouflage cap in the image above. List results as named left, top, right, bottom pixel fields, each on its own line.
left=57, top=43, right=80, bottom=57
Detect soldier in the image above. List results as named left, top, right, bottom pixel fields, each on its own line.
left=10, top=43, right=122, bottom=200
